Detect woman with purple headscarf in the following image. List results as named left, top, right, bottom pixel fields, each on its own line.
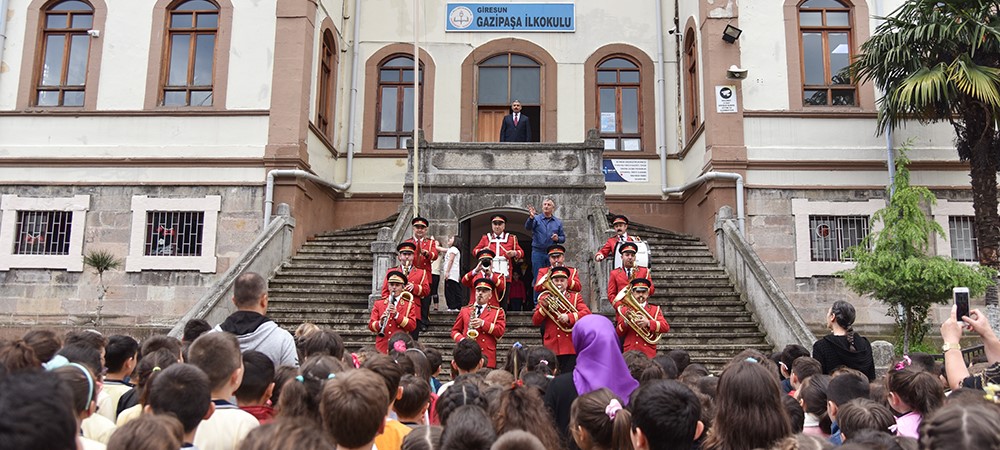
left=544, top=314, right=639, bottom=450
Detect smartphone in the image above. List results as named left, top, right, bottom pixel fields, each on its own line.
left=954, top=287, right=970, bottom=322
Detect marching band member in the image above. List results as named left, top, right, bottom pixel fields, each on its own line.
left=405, top=216, right=438, bottom=334
left=607, top=242, right=653, bottom=309
left=614, top=277, right=668, bottom=358
left=594, top=214, right=641, bottom=263
left=532, top=266, right=591, bottom=373
left=380, top=242, right=431, bottom=340
left=369, top=270, right=419, bottom=353
left=473, top=214, right=524, bottom=266
left=460, top=248, right=507, bottom=307
left=450, top=278, right=506, bottom=368
left=533, top=244, right=583, bottom=294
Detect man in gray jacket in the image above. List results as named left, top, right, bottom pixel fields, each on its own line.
left=214, top=272, right=298, bottom=367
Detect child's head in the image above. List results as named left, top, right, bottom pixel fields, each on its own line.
left=629, top=379, right=703, bottom=450
left=182, top=319, right=212, bottom=343
left=569, top=387, right=632, bottom=450
left=106, top=414, right=185, bottom=450
left=401, top=425, right=444, bottom=450
left=270, top=365, right=298, bottom=407
left=145, top=363, right=212, bottom=434
left=187, top=332, right=243, bottom=394
left=491, top=384, right=563, bottom=450
left=64, top=329, right=107, bottom=355
left=363, top=353, right=405, bottom=408
left=886, top=366, right=944, bottom=416
left=779, top=344, right=810, bottom=378
left=452, top=339, right=483, bottom=373
left=235, top=350, right=276, bottom=405
left=51, top=363, right=98, bottom=418
left=652, top=355, right=679, bottom=380
left=105, top=335, right=139, bottom=376
left=395, top=374, right=432, bottom=421
left=919, top=402, right=1000, bottom=450
left=140, top=334, right=183, bottom=361
left=501, top=343, right=528, bottom=376
left=134, top=348, right=180, bottom=405
left=827, top=370, right=870, bottom=421
left=278, top=355, right=344, bottom=424
left=424, top=347, right=443, bottom=376
left=490, top=430, right=545, bottom=450
left=836, top=398, right=895, bottom=441
left=239, top=417, right=335, bottom=450
left=781, top=394, right=804, bottom=434
left=296, top=328, right=345, bottom=360
left=321, top=368, right=390, bottom=448
left=624, top=350, right=652, bottom=381
left=436, top=382, right=488, bottom=426
left=57, top=344, right=103, bottom=380
left=666, top=349, right=691, bottom=373
left=22, top=329, right=61, bottom=363
left=797, top=374, right=832, bottom=434
left=0, top=339, right=41, bottom=373
left=791, top=357, right=822, bottom=389
left=0, top=371, right=77, bottom=450
left=439, top=405, right=496, bottom=450
left=526, top=346, right=557, bottom=376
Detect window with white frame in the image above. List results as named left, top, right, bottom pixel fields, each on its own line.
left=948, top=216, right=978, bottom=262
left=791, top=198, right=883, bottom=277
left=0, top=195, right=89, bottom=271
left=126, top=195, right=220, bottom=273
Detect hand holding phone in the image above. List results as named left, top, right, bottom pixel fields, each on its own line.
left=953, top=287, right=970, bottom=324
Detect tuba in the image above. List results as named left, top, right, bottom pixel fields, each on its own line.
left=378, top=291, right=413, bottom=337
left=535, top=270, right=578, bottom=333
left=613, top=286, right=661, bottom=345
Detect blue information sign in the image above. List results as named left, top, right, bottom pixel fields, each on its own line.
left=446, top=3, right=575, bottom=32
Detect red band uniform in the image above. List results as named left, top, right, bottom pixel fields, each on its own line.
left=473, top=214, right=524, bottom=266
left=614, top=277, right=669, bottom=358
left=450, top=278, right=507, bottom=368
left=380, top=242, right=431, bottom=304
left=460, top=248, right=507, bottom=307
left=533, top=244, right=583, bottom=294
left=405, top=216, right=439, bottom=274
left=369, top=270, right=419, bottom=353
left=532, top=266, right=592, bottom=357
left=595, top=214, right=642, bottom=262
left=607, top=242, right=654, bottom=309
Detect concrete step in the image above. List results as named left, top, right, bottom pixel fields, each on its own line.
left=280, top=261, right=373, bottom=270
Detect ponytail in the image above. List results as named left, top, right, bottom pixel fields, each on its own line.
left=831, top=301, right=858, bottom=351
left=611, top=407, right=635, bottom=450
left=0, top=340, right=40, bottom=372
left=277, top=355, right=343, bottom=425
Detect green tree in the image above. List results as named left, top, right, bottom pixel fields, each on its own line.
left=83, top=249, right=122, bottom=325
left=839, top=150, right=994, bottom=353
left=852, top=1, right=1000, bottom=312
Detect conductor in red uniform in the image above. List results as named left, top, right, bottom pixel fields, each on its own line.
left=607, top=241, right=653, bottom=309
left=615, top=277, right=668, bottom=358
left=369, top=270, right=419, bottom=353
left=532, top=266, right=591, bottom=373
left=594, top=214, right=641, bottom=263
left=460, top=248, right=507, bottom=307
left=451, top=278, right=507, bottom=368
left=533, top=244, right=583, bottom=294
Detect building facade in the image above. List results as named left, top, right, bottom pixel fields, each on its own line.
left=0, top=0, right=979, bottom=332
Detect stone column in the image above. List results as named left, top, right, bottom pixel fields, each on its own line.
left=370, top=227, right=396, bottom=308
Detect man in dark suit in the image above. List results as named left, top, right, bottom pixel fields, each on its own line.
left=499, top=100, right=532, bottom=142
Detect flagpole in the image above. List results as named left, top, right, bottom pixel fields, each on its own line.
left=412, top=0, right=420, bottom=218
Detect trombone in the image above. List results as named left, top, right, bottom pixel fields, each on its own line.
left=378, top=291, right=413, bottom=337
left=613, top=286, right=661, bottom=345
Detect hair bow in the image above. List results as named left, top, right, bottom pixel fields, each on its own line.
left=894, top=355, right=912, bottom=372
left=350, top=353, right=361, bottom=369
left=605, top=399, right=623, bottom=420
left=538, top=359, right=549, bottom=366
left=393, top=340, right=408, bottom=353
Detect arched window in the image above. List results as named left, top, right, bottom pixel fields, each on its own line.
left=476, top=53, right=540, bottom=142
left=596, top=57, right=641, bottom=151
left=35, top=0, right=93, bottom=107
left=798, top=0, right=855, bottom=106
left=161, top=0, right=219, bottom=106
left=316, top=29, right=337, bottom=139
left=375, top=55, right=423, bottom=149
left=683, top=29, right=700, bottom=140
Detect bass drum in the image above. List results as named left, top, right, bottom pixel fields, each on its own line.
left=613, top=241, right=650, bottom=268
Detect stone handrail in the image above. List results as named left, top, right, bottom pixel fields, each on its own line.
left=715, top=207, right=815, bottom=349
left=168, top=205, right=296, bottom=338
left=369, top=208, right=413, bottom=307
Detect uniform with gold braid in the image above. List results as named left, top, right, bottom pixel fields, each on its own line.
left=614, top=277, right=669, bottom=358
left=451, top=278, right=506, bottom=368
left=369, top=270, right=419, bottom=353
left=607, top=241, right=653, bottom=309
left=532, top=266, right=591, bottom=371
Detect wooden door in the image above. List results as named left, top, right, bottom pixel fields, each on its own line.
left=477, top=108, right=507, bottom=142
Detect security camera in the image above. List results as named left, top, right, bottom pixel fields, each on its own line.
left=667, top=27, right=678, bottom=35
left=87, top=30, right=100, bottom=38
left=726, top=65, right=748, bottom=80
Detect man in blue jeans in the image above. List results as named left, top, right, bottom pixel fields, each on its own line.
left=526, top=198, right=565, bottom=300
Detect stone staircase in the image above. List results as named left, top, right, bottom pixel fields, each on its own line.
left=266, top=216, right=772, bottom=375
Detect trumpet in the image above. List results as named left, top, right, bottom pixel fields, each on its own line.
left=378, top=291, right=413, bottom=337
left=614, top=286, right=661, bottom=345
left=536, top=271, right=577, bottom=333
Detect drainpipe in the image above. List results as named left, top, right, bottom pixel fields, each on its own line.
left=663, top=172, right=745, bottom=236
left=263, top=0, right=360, bottom=224
left=655, top=0, right=669, bottom=193
left=331, top=0, right=363, bottom=192
left=0, top=0, right=9, bottom=89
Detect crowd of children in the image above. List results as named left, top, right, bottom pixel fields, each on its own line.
left=2, top=303, right=1000, bottom=450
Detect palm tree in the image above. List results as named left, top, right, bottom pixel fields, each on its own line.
left=852, top=0, right=1000, bottom=312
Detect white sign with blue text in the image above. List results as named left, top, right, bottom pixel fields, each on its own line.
left=446, top=3, right=575, bottom=32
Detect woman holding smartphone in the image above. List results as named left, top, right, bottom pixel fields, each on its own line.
left=811, top=300, right=876, bottom=381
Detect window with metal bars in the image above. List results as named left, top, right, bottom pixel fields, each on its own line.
left=143, top=211, right=205, bottom=256
left=13, top=211, right=73, bottom=255
left=949, top=216, right=978, bottom=262
left=809, top=215, right=868, bottom=261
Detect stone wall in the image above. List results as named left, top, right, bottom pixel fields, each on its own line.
left=0, top=185, right=264, bottom=328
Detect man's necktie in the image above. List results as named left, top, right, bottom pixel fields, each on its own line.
left=514, top=114, right=519, bottom=126
left=475, top=305, right=483, bottom=317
